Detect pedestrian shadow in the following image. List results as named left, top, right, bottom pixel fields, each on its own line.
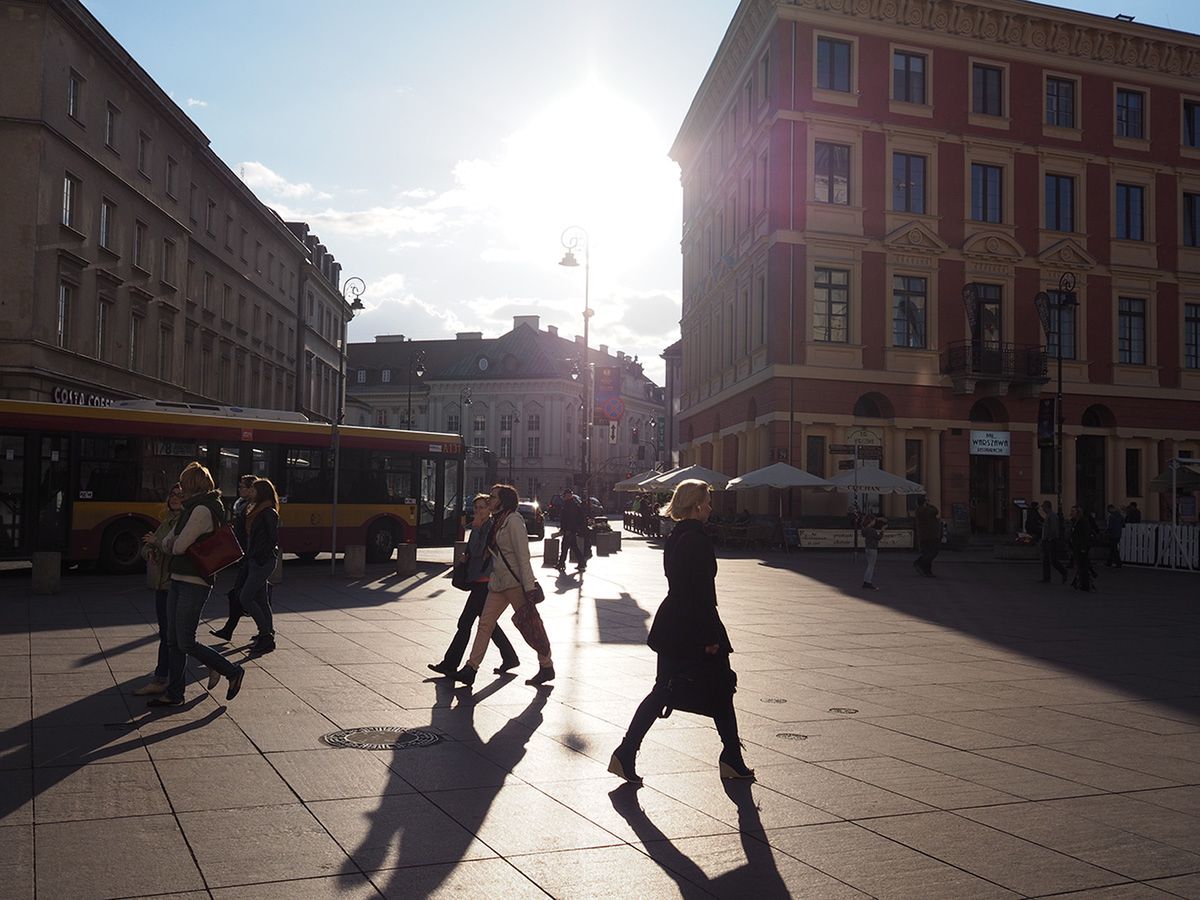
left=342, top=677, right=548, bottom=896
left=608, top=780, right=791, bottom=898
left=594, top=592, right=651, bottom=644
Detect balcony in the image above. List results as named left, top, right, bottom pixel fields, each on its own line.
left=943, top=341, right=1048, bottom=397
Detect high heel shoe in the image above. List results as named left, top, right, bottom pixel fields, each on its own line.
left=718, top=745, right=756, bottom=780
left=209, top=625, right=235, bottom=642
left=608, top=745, right=643, bottom=784
left=452, top=665, right=477, bottom=686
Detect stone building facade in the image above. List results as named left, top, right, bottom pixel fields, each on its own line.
left=673, top=0, right=1200, bottom=530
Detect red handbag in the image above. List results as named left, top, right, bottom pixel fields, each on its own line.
left=185, top=523, right=243, bottom=578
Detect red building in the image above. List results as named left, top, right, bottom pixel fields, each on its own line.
left=671, top=0, right=1200, bottom=533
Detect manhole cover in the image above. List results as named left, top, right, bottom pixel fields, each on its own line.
left=828, top=707, right=859, bottom=715
left=760, top=698, right=788, bottom=704
left=322, top=727, right=442, bottom=750
left=776, top=732, right=809, bottom=741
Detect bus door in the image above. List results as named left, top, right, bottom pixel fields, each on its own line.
left=36, top=435, right=70, bottom=552
left=0, top=433, right=27, bottom=557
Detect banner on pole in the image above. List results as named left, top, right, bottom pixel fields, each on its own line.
left=593, top=366, right=623, bottom=424
left=1037, top=398, right=1056, bottom=449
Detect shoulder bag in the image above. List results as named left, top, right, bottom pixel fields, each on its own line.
left=451, top=549, right=473, bottom=592
left=658, top=656, right=737, bottom=720
left=495, top=520, right=544, bottom=604
left=186, top=522, right=243, bottom=579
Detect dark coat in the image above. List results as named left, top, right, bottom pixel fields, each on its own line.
left=560, top=495, right=583, bottom=531
left=647, top=519, right=732, bottom=660
left=915, top=503, right=941, bottom=543
left=245, top=507, right=280, bottom=565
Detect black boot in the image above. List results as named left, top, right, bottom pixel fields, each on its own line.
left=608, top=744, right=643, bottom=784
left=249, top=634, right=275, bottom=655
left=526, top=666, right=555, bottom=685
left=453, top=665, right=477, bottom=686
left=210, top=622, right=237, bottom=641
left=718, top=743, right=755, bottom=780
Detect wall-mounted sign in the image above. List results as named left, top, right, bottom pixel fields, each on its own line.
left=53, top=386, right=114, bottom=407
left=798, top=528, right=914, bottom=549
left=970, top=430, right=1011, bottom=456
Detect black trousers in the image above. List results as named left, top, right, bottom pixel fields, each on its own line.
left=557, top=530, right=580, bottom=567
left=440, top=583, right=516, bottom=668
left=1041, top=541, right=1067, bottom=581
left=1071, top=549, right=1093, bottom=590
left=621, top=654, right=741, bottom=755
left=1106, top=540, right=1122, bottom=567
left=916, top=540, right=940, bottom=573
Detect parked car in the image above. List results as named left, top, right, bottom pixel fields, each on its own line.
left=586, top=496, right=605, bottom=518
left=518, top=501, right=545, bottom=539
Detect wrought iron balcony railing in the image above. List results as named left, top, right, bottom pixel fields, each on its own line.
left=943, top=341, right=1049, bottom=383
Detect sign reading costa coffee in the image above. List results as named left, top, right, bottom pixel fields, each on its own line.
left=52, top=387, right=115, bottom=407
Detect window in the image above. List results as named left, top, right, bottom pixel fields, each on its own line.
left=1186, top=101, right=1200, bottom=148
left=356, top=369, right=366, bottom=384
left=158, top=326, right=172, bottom=380
left=1184, top=193, right=1199, bottom=247
left=816, top=37, right=852, bottom=92
left=188, top=183, right=198, bottom=222
left=224, top=215, right=234, bottom=250
left=137, top=131, right=150, bottom=175
left=1046, top=290, right=1076, bottom=360
left=205, top=199, right=216, bottom=235
left=381, top=369, right=391, bottom=383
left=814, top=142, right=849, bottom=205
left=473, top=415, right=486, bottom=432
left=240, top=228, right=248, bottom=261
left=1116, top=183, right=1144, bottom=240
left=166, top=156, right=178, bottom=198
left=161, top=239, right=176, bottom=285
left=221, top=285, right=232, bottom=321
left=813, top=268, right=849, bottom=343
left=375, top=410, right=388, bottom=427
left=68, top=70, right=83, bottom=121
left=268, top=252, right=275, bottom=283
left=447, top=414, right=460, bottom=433
left=905, top=439, right=924, bottom=513
left=185, top=260, right=194, bottom=300
left=1116, top=89, right=1145, bottom=138
left=1118, top=298, right=1146, bottom=364
left=202, top=272, right=213, bottom=310
left=970, top=163, right=1003, bottom=223
left=128, top=314, right=142, bottom=371
left=499, top=435, right=513, bottom=458
left=95, top=300, right=109, bottom=359
left=1185, top=303, right=1200, bottom=369
left=527, top=414, right=540, bottom=431
left=1046, top=77, right=1076, bottom=128
left=1045, top=174, right=1075, bottom=232
left=806, top=435, right=826, bottom=477
left=757, top=275, right=767, bottom=345
left=972, top=64, right=1004, bottom=116
left=133, top=220, right=148, bottom=270
left=892, top=276, right=927, bottom=348
left=893, top=51, right=926, bottom=104
left=500, top=414, right=515, bottom=432
left=527, top=436, right=541, bottom=458
left=62, top=174, right=79, bottom=228
left=254, top=241, right=262, bottom=272
left=104, top=103, right=118, bottom=148
left=893, top=153, right=926, bottom=213
left=473, top=435, right=486, bottom=449
left=1125, top=448, right=1142, bottom=497
left=99, top=199, right=116, bottom=251
left=759, top=50, right=770, bottom=105
left=56, top=283, right=71, bottom=348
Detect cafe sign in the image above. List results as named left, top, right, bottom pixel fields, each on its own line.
left=53, top=386, right=114, bottom=407
left=970, top=430, right=1010, bottom=457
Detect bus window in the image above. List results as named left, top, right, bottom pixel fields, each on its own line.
left=337, top=448, right=371, bottom=503
left=251, top=446, right=275, bottom=480
left=369, top=449, right=415, bottom=503
left=286, top=448, right=330, bottom=503
left=141, top=439, right=201, bottom=501
left=79, top=437, right=138, bottom=501
left=216, top=446, right=240, bottom=497
left=37, top=436, right=69, bottom=549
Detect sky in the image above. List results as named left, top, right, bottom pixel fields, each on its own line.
left=84, top=0, right=1200, bottom=385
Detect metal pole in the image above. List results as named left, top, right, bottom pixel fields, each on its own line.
left=407, top=358, right=414, bottom=427
left=331, top=276, right=365, bottom=577
left=1056, top=299, right=1064, bottom=519
left=583, top=247, right=591, bottom=498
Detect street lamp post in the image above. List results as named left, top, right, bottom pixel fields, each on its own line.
left=559, top=226, right=592, bottom=497
left=507, top=415, right=520, bottom=484
left=406, top=349, right=426, bottom=428
left=331, top=276, right=365, bottom=577
left=1034, top=271, right=1078, bottom=518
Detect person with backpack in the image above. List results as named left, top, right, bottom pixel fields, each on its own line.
left=152, top=461, right=246, bottom=707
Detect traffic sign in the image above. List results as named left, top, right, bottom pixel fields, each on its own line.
left=829, top=443, right=882, bottom=459
left=829, top=444, right=857, bottom=453
left=608, top=422, right=618, bottom=444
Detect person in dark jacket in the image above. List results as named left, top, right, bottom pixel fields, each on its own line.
left=237, top=478, right=281, bottom=654
left=609, top=479, right=753, bottom=785
left=1068, top=506, right=1095, bottom=591
left=557, top=487, right=586, bottom=572
left=913, top=497, right=941, bottom=576
left=210, top=474, right=257, bottom=641
left=1038, top=499, right=1068, bottom=584
left=428, top=494, right=518, bottom=676
left=1104, top=504, right=1125, bottom=568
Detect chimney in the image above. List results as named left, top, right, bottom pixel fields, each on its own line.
left=456, top=332, right=483, bottom=340
left=547, top=325, right=558, bottom=337
left=513, top=314, right=540, bottom=331
left=617, top=350, right=624, bottom=360
left=599, top=344, right=609, bottom=357
left=575, top=335, right=584, bottom=345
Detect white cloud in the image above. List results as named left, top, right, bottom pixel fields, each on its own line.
left=186, top=97, right=208, bottom=108
left=238, top=161, right=332, bottom=201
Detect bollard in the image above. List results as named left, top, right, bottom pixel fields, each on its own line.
left=613, top=532, right=622, bottom=552
left=595, top=532, right=617, bottom=556
left=343, top=545, right=367, bottom=578
left=32, top=552, right=61, bottom=595
left=542, top=537, right=560, bottom=567
left=395, top=543, right=418, bottom=577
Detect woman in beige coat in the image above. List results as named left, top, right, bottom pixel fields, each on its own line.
left=454, top=484, right=554, bottom=687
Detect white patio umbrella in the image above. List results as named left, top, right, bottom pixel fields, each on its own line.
left=648, top=464, right=731, bottom=490
left=825, top=466, right=924, bottom=494
left=726, top=462, right=831, bottom=490
left=613, top=469, right=664, bottom=492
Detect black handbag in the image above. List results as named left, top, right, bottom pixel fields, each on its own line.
left=659, top=657, right=737, bottom=719
left=451, top=550, right=472, bottom=592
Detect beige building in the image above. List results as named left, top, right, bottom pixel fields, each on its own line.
left=0, top=0, right=353, bottom=412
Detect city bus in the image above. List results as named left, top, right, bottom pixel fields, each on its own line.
left=0, top=399, right=464, bottom=572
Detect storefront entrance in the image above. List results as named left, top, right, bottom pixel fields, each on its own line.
left=969, top=453, right=1010, bottom=535
left=1076, top=435, right=1106, bottom=515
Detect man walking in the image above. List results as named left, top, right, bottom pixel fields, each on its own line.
left=557, top=486, right=584, bottom=573
left=1104, top=504, right=1125, bottom=568
left=913, top=497, right=940, bottom=577
left=1038, top=499, right=1068, bottom=584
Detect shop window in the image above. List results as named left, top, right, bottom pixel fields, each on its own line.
left=1125, top=448, right=1142, bottom=497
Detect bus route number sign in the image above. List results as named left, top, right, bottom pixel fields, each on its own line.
left=241, top=429, right=253, bottom=440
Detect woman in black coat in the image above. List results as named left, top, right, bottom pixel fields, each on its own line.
left=237, top=478, right=280, bottom=653
left=609, top=479, right=754, bottom=784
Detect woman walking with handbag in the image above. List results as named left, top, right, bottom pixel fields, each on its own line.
left=609, top=479, right=753, bottom=784
left=132, top=483, right=184, bottom=696
left=150, top=461, right=246, bottom=707
left=210, top=474, right=256, bottom=642
left=429, top=494, right=519, bottom=676
left=236, top=478, right=281, bottom=655
left=454, top=484, right=553, bottom=687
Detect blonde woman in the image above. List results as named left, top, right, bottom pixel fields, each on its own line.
left=609, top=479, right=753, bottom=783
left=454, top=484, right=554, bottom=687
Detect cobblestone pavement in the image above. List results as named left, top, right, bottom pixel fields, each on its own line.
left=1, top=532, right=1198, bottom=899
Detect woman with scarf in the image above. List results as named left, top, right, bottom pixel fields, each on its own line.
left=237, top=478, right=280, bottom=654
left=132, top=483, right=184, bottom=696
left=150, top=461, right=246, bottom=707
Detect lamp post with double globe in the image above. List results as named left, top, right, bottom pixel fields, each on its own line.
left=559, top=226, right=592, bottom=495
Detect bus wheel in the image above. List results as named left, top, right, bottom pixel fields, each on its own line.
left=100, top=520, right=150, bottom=574
left=295, top=552, right=318, bottom=563
left=366, top=521, right=398, bottom=563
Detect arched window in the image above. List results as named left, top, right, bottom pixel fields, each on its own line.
left=1081, top=404, right=1116, bottom=428
left=853, top=392, right=894, bottom=419
left=969, top=398, right=1008, bottom=423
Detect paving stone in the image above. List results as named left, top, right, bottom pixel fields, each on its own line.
left=35, top=814, right=204, bottom=899
left=0, top=824, right=32, bottom=900
left=31, top=723, right=149, bottom=767
left=757, top=820, right=1019, bottom=899
left=1127, top=785, right=1200, bottom=817
left=33, top=760, right=170, bottom=822
left=266, top=747, right=414, bottom=801
left=541, top=779, right=735, bottom=843
left=178, top=803, right=350, bottom=888
left=752, top=759, right=933, bottom=820
left=977, top=745, right=1176, bottom=792
left=636, top=770, right=841, bottom=831
left=139, top=714, right=260, bottom=760
left=1040, top=793, right=1200, bottom=855
left=894, top=748, right=1098, bottom=801
left=368, top=857, right=547, bottom=898
left=156, top=753, right=298, bottom=811
left=817, top=756, right=1021, bottom=809
left=211, top=874, right=382, bottom=899
left=1146, top=873, right=1200, bottom=898
left=0, top=771, right=32, bottom=826
left=308, top=793, right=494, bottom=871
left=510, top=844, right=708, bottom=898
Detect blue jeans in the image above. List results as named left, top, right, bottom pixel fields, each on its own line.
left=153, top=589, right=170, bottom=679
left=165, top=580, right=240, bottom=701
left=238, top=556, right=276, bottom=638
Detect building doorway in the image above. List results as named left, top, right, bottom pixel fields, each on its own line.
left=1076, top=435, right=1106, bottom=515
left=969, top=454, right=1009, bottom=534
